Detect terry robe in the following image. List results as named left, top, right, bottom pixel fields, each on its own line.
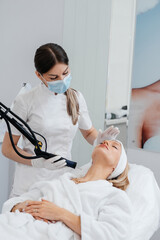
left=1, top=171, right=132, bottom=240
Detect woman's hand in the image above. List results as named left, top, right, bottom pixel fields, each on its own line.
left=95, top=126, right=120, bottom=146
left=24, top=199, right=63, bottom=221
left=31, top=156, right=66, bottom=169
left=11, top=200, right=32, bottom=212
left=25, top=199, right=81, bottom=235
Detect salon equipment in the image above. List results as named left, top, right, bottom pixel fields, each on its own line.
left=105, top=106, right=128, bottom=120
left=0, top=102, right=77, bottom=168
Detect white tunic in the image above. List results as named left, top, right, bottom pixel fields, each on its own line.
left=9, top=83, right=92, bottom=196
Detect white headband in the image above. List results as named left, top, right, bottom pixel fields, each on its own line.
left=107, top=140, right=127, bottom=179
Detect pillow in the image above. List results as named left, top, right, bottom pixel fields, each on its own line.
left=127, top=163, right=160, bottom=240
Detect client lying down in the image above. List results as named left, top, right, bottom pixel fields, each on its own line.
left=1, top=140, right=132, bottom=240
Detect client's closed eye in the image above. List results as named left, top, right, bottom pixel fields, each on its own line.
left=112, top=145, right=118, bottom=149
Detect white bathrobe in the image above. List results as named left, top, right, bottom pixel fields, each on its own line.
left=1, top=170, right=132, bottom=240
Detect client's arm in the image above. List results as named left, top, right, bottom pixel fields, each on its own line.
left=60, top=208, right=81, bottom=235
left=24, top=199, right=81, bottom=235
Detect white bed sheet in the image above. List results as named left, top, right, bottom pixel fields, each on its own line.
left=127, top=163, right=160, bottom=240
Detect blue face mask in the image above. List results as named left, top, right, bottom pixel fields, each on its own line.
left=47, top=74, right=72, bottom=93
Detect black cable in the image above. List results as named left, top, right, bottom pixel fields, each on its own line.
left=33, top=131, right=47, bottom=151
left=0, top=102, right=41, bottom=152
left=4, top=118, right=43, bottom=159
left=0, top=103, right=77, bottom=168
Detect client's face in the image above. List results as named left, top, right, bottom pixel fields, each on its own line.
left=92, top=140, right=121, bottom=168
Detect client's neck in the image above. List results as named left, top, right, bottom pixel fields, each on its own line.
left=80, top=163, right=112, bottom=182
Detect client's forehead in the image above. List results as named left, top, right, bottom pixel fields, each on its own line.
left=110, top=140, right=121, bottom=147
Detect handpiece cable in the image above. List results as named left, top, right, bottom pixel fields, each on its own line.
left=4, top=119, right=43, bottom=159
left=0, top=102, right=77, bottom=168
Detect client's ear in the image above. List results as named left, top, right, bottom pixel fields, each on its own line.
left=108, top=168, right=115, bottom=179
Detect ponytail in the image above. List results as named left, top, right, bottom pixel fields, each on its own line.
left=65, top=88, right=79, bottom=125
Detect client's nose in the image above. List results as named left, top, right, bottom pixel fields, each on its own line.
left=102, top=140, right=109, bottom=145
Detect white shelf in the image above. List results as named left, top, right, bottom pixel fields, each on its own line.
left=105, top=117, right=128, bottom=125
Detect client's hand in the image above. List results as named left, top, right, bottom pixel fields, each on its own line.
left=94, top=126, right=120, bottom=146
left=24, top=199, right=62, bottom=222
left=31, top=155, right=66, bottom=169
left=11, top=200, right=32, bottom=212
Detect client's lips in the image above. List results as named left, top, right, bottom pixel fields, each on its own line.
left=100, top=144, right=109, bottom=150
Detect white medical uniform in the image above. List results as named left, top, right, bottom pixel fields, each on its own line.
left=9, top=83, right=92, bottom=197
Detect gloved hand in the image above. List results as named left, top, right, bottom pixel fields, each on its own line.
left=94, top=126, right=120, bottom=146
left=31, top=155, right=66, bottom=170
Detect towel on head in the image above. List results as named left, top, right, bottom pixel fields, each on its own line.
left=107, top=140, right=127, bottom=179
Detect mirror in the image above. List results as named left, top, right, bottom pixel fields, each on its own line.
left=128, top=1, right=160, bottom=153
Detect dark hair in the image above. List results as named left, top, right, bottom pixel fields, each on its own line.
left=34, top=43, right=69, bottom=74
left=34, top=43, right=79, bottom=125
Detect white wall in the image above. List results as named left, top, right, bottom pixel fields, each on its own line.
left=0, top=145, right=9, bottom=211
left=63, top=0, right=112, bottom=166
left=0, top=0, right=65, bottom=106
left=0, top=0, right=65, bottom=210
left=106, top=0, right=136, bottom=112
